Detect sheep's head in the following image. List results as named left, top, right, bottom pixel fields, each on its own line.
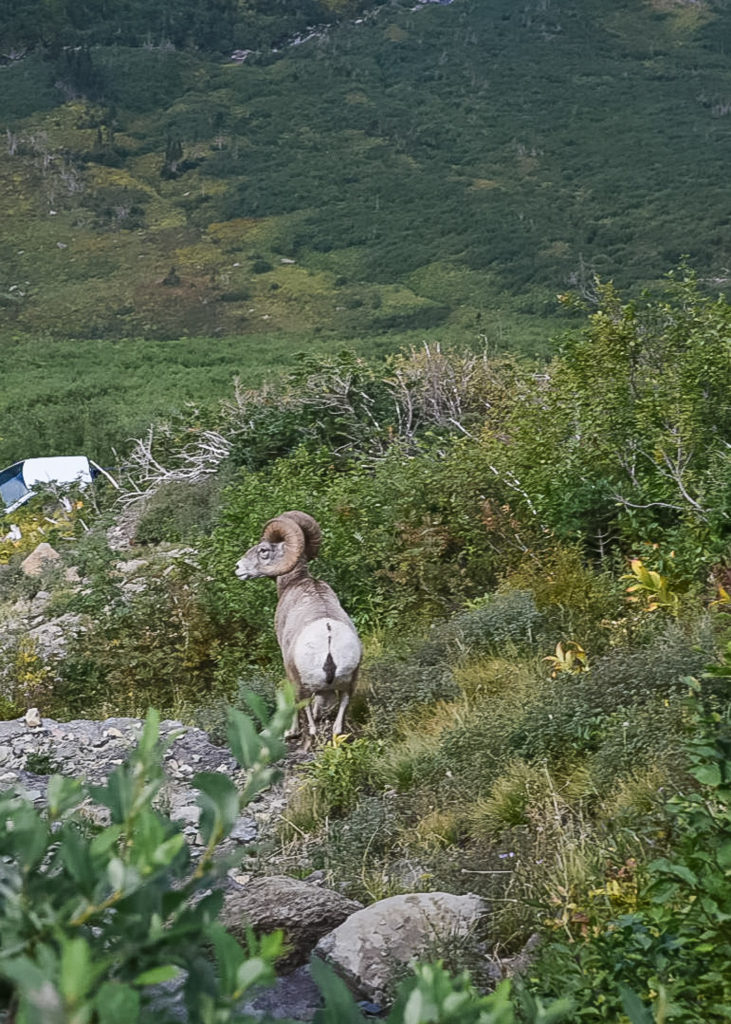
left=235, top=511, right=321, bottom=579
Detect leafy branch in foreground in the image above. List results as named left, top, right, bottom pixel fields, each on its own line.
left=310, top=957, right=572, bottom=1024
left=0, top=688, right=574, bottom=1024
left=0, top=689, right=294, bottom=1024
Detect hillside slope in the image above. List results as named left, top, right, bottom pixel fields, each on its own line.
left=1, top=0, right=730, bottom=462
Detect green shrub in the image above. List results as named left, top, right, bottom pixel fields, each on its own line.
left=205, top=434, right=533, bottom=643
left=364, top=654, right=459, bottom=736
left=308, top=792, right=409, bottom=902
left=135, top=475, right=227, bottom=545
left=0, top=686, right=574, bottom=1023
left=402, top=658, right=547, bottom=798
left=510, top=623, right=714, bottom=764
left=492, top=275, right=731, bottom=575
left=23, top=750, right=61, bottom=775
left=586, top=700, right=689, bottom=797
left=449, top=590, right=544, bottom=657
left=193, top=670, right=280, bottom=745
left=0, top=635, right=54, bottom=720
left=469, top=759, right=552, bottom=835
left=525, top=686, right=731, bottom=1023
left=7, top=685, right=583, bottom=1023
left=504, top=546, right=623, bottom=644
left=56, top=571, right=220, bottom=718
left=303, top=736, right=382, bottom=819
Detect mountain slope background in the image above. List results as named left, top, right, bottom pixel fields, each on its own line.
left=1, top=0, right=731, bottom=464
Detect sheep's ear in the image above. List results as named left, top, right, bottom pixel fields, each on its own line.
left=261, top=516, right=305, bottom=574
left=280, top=511, right=322, bottom=560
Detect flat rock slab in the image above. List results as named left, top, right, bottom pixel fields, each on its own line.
left=240, top=965, right=323, bottom=1021
left=0, top=714, right=253, bottom=851
left=315, top=891, right=487, bottom=1003
left=223, top=875, right=363, bottom=971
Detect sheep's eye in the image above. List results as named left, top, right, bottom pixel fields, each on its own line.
left=258, top=546, right=270, bottom=560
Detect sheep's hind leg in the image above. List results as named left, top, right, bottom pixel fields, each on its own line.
left=332, top=692, right=350, bottom=738
left=305, top=701, right=319, bottom=740
left=285, top=708, right=301, bottom=742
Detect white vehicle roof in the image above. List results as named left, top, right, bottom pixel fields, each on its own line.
left=21, top=456, right=93, bottom=488
left=0, top=456, right=96, bottom=515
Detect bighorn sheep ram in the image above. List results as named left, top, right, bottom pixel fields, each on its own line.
left=235, top=511, right=362, bottom=743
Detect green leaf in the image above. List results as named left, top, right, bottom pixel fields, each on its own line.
left=152, top=833, right=186, bottom=866
left=209, top=923, right=246, bottom=996
left=129, top=808, right=167, bottom=865
left=7, top=803, right=48, bottom=873
left=59, top=937, right=94, bottom=1005
left=227, top=707, right=262, bottom=768
left=717, top=839, right=731, bottom=870
left=59, top=825, right=95, bottom=895
left=194, top=771, right=240, bottom=844
left=90, top=825, right=123, bottom=861
left=95, top=981, right=141, bottom=1023
left=0, top=954, right=56, bottom=999
left=536, top=997, right=575, bottom=1024
left=138, top=708, right=161, bottom=759
left=90, top=768, right=134, bottom=824
left=649, top=858, right=698, bottom=887
left=107, top=856, right=126, bottom=892
left=243, top=690, right=270, bottom=728
left=133, top=965, right=181, bottom=986
left=619, top=986, right=655, bottom=1024
left=402, top=986, right=435, bottom=1024
left=236, top=955, right=273, bottom=995
left=310, top=956, right=367, bottom=1024
left=46, top=775, right=82, bottom=820
left=241, top=764, right=283, bottom=805
left=692, top=762, right=722, bottom=787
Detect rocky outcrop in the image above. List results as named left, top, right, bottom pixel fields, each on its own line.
left=0, top=713, right=257, bottom=851
left=27, top=612, right=85, bottom=657
left=314, top=891, right=487, bottom=1003
left=222, top=875, right=363, bottom=971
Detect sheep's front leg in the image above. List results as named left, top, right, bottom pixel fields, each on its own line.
left=332, top=692, right=350, bottom=738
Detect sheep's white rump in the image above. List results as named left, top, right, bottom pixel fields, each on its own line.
left=291, top=617, right=362, bottom=694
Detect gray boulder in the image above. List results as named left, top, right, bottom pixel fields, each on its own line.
left=28, top=613, right=84, bottom=657
left=314, top=891, right=486, bottom=1003
left=222, top=875, right=362, bottom=971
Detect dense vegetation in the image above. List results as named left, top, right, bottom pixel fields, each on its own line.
left=2, top=0, right=731, bottom=464
left=0, top=0, right=381, bottom=53
left=1, top=0, right=730, bottom=1017
left=1, top=278, right=729, bottom=1020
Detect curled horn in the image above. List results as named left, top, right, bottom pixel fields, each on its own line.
left=261, top=515, right=306, bottom=575
left=280, top=511, right=322, bottom=561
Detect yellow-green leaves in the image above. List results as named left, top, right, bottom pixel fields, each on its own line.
left=544, top=641, right=589, bottom=678
left=622, top=558, right=680, bottom=616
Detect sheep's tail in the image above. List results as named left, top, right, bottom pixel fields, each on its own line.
left=323, top=652, right=336, bottom=685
